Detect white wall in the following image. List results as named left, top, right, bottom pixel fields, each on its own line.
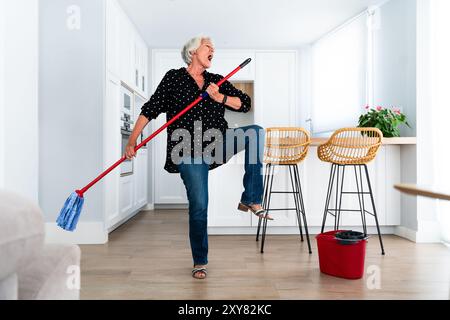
left=370, top=0, right=419, bottom=234
left=39, top=0, right=105, bottom=224
left=298, top=45, right=313, bottom=131
left=373, top=0, right=417, bottom=138
left=0, top=0, right=5, bottom=188
left=414, top=0, right=440, bottom=242
left=0, top=0, right=39, bottom=203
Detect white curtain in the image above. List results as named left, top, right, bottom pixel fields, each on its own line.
left=311, top=13, right=368, bottom=134
left=430, top=0, right=450, bottom=244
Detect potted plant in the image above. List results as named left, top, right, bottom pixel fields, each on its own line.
left=358, top=106, right=411, bottom=137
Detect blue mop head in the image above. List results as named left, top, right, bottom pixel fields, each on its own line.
left=56, top=191, right=84, bottom=231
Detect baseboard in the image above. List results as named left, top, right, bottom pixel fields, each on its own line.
left=208, top=226, right=396, bottom=235
left=394, top=226, right=417, bottom=242
left=45, top=222, right=108, bottom=245
left=415, top=220, right=442, bottom=243
left=142, top=203, right=154, bottom=211
left=394, top=223, right=442, bottom=243
left=154, top=203, right=189, bottom=210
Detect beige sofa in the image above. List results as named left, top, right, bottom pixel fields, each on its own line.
left=0, top=190, right=80, bottom=300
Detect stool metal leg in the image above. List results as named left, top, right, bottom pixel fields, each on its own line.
left=257, top=163, right=270, bottom=242
left=354, top=165, right=368, bottom=235
left=336, top=165, right=346, bottom=230
left=288, top=165, right=304, bottom=242
left=321, top=164, right=337, bottom=233
left=261, top=164, right=275, bottom=253
left=294, top=164, right=312, bottom=254
left=334, top=165, right=341, bottom=230
left=364, top=164, right=386, bottom=255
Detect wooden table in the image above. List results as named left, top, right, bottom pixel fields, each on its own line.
left=394, top=184, right=450, bottom=201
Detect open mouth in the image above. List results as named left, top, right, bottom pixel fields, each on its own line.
left=208, top=55, right=213, bottom=61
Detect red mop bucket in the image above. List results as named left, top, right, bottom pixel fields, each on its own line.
left=316, top=230, right=368, bottom=280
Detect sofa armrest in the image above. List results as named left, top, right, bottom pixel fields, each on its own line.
left=18, top=244, right=81, bottom=300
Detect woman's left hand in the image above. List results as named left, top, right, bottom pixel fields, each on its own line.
left=206, top=83, right=224, bottom=103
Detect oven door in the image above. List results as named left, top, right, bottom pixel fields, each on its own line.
left=121, top=130, right=134, bottom=176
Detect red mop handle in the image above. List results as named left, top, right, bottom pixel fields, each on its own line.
left=76, top=58, right=252, bottom=197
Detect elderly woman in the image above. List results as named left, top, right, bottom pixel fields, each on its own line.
left=125, top=35, right=271, bottom=280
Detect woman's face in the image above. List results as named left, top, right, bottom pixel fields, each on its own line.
left=192, top=39, right=215, bottom=69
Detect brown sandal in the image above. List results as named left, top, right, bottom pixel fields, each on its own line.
left=238, top=203, right=274, bottom=220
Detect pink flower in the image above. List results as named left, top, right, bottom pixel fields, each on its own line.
left=394, top=110, right=401, bottom=115
left=376, top=106, right=383, bottom=111
left=365, top=105, right=370, bottom=110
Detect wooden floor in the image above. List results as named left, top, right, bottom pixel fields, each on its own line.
left=80, top=210, right=450, bottom=300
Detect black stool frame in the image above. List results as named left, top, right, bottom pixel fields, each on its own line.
left=256, top=163, right=312, bottom=254
left=321, top=163, right=385, bottom=255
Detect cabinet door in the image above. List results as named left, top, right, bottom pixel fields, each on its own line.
left=208, top=50, right=255, bottom=81
left=208, top=152, right=253, bottom=227
left=118, top=10, right=134, bottom=87
left=104, top=75, right=121, bottom=228
left=119, top=174, right=134, bottom=218
left=254, top=51, right=298, bottom=127
left=252, top=51, right=299, bottom=226
left=106, top=0, right=120, bottom=77
left=134, top=36, right=148, bottom=98
left=142, top=42, right=149, bottom=98
left=152, top=51, right=187, bottom=204
left=135, top=149, right=148, bottom=208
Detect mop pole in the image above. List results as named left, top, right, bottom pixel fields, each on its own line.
left=76, top=58, right=252, bottom=197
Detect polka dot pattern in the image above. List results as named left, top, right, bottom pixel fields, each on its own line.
left=141, top=67, right=252, bottom=173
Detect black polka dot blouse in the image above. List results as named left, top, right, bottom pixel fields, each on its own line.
left=140, top=67, right=251, bottom=173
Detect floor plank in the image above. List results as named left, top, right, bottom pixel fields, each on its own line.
left=80, top=210, right=450, bottom=300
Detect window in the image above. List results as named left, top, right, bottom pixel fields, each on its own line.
left=311, top=13, right=370, bottom=134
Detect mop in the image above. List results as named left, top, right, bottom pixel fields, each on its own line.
left=57, top=58, right=252, bottom=231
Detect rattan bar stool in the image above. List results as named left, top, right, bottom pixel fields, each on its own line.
left=257, top=127, right=312, bottom=254
left=318, top=127, right=385, bottom=255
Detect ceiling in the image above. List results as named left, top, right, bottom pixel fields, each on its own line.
left=118, top=0, right=385, bottom=48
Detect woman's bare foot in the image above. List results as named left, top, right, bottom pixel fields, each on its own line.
left=192, top=265, right=207, bottom=279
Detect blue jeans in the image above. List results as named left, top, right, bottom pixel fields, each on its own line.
left=177, top=125, right=265, bottom=265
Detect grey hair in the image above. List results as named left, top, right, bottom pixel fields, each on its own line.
left=181, top=35, right=213, bottom=65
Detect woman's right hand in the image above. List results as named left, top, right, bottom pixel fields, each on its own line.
left=125, top=140, right=137, bottom=160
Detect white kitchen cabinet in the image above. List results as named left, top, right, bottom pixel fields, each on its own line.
left=106, top=0, right=149, bottom=95
left=208, top=50, right=255, bottom=81
left=134, top=148, right=148, bottom=208
left=208, top=152, right=253, bottom=227
left=249, top=50, right=300, bottom=227
left=134, top=35, right=149, bottom=98
left=118, top=8, right=135, bottom=87
left=104, top=74, right=121, bottom=228
left=254, top=51, right=298, bottom=127
left=104, top=0, right=150, bottom=232
left=152, top=51, right=188, bottom=204
left=119, top=174, right=134, bottom=217
left=106, top=0, right=120, bottom=78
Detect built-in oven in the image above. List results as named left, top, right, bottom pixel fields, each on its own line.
left=120, top=85, right=134, bottom=176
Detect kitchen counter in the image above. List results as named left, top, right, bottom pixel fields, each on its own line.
left=208, top=136, right=417, bottom=235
